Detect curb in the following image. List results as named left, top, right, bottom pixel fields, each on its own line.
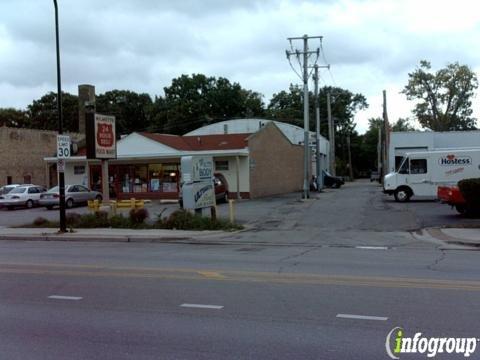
left=411, top=228, right=479, bottom=250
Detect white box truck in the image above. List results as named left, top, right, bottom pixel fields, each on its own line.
left=383, top=149, right=480, bottom=202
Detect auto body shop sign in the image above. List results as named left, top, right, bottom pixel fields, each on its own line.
left=94, top=114, right=116, bottom=159
left=181, top=156, right=215, bottom=209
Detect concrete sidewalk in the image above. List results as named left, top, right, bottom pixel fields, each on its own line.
left=413, top=227, right=480, bottom=248
left=0, top=227, right=229, bottom=243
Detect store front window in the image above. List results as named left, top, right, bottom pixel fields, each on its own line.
left=110, top=163, right=180, bottom=196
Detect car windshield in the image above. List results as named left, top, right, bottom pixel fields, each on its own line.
left=47, top=186, right=59, bottom=193
left=10, top=187, right=27, bottom=194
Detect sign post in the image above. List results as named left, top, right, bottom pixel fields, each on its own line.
left=86, top=114, right=116, bottom=202
left=56, top=134, right=70, bottom=232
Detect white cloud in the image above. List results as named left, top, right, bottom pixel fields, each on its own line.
left=1, top=0, right=480, bottom=133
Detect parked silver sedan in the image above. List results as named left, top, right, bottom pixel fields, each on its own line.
left=0, top=185, right=46, bottom=210
left=39, top=184, right=103, bottom=210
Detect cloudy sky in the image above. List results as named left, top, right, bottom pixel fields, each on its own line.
left=1, top=0, right=480, bottom=133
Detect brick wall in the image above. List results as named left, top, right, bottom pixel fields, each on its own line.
left=248, top=123, right=307, bottom=198
left=0, top=127, right=83, bottom=187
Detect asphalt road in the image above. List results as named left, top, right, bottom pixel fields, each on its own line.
left=0, top=180, right=479, bottom=359
left=0, top=241, right=479, bottom=360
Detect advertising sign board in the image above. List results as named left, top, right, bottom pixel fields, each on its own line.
left=181, top=156, right=213, bottom=183
left=182, top=182, right=215, bottom=210
left=94, top=114, right=116, bottom=159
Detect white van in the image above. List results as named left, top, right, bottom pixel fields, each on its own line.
left=384, top=149, right=480, bottom=202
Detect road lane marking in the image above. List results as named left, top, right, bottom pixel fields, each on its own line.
left=2, top=263, right=480, bottom=291
left=48, top=295, right=83, bottom=301
left=355, top=246, right=388, bottom=250
left=197, top=271, right=226, bottom=280
left=336, top=313, right=388, bottom=321
left=180, top=303, right=224, bottom=309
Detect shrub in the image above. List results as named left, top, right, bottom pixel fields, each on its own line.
left=66, top=212, right=81, bottom=227
left=77, top=211, right=110, bottom=228
left=109, top=214, right=131, bottom=228
left=458, top=178, right=480, bottom=213
left=33, top=217, right=49, bottom=226
left=156, top=209, right=242, bottom=231
left=129, top=208, right=149, bottom=225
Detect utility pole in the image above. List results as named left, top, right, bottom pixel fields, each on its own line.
left=53, top=0, right=66, bottom=233
left=327, top=92, right=335, bottom=175
left=286, top=34, right=322, bottom=199
left=377, top=126, right=382, bottom=180
left=312, top=64, right=330, bottom=190
left=383, top=90, right=390, bottom=175
left=347, top=134, right=353, bottom=180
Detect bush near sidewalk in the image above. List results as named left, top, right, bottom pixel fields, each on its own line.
left=29, top=209, right=242, bottom=231
left=458, top=178, right=480, bottom=215
left=156, top=209, right=242, bottom=231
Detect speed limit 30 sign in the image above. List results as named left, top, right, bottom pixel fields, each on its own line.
left=57, top=135, right=71, bottom=158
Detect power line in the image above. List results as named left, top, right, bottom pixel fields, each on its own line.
left=319, top=39, right=337, bottom=87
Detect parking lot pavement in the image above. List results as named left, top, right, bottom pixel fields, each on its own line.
left=1, top=182, right=479, bottom=235
left=0, top=205, right=91, bottom=227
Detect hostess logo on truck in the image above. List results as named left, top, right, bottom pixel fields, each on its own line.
left=439, top=154, right=472, bottom=166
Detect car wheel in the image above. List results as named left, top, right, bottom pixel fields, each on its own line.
left=95, top=195, right=103, bottom=202
left=66, top=198, right=74, bottom=209
left=46, top=206, right=53, bottom=210
left=455, top=205, right=467, bottom=214
left=394, top=188, right=411, bottom=202
left=223, top=192, right=228, bottom=203
left=7, top=206, right=14, bottom=211
left=26, top=200, right=34, bottom=209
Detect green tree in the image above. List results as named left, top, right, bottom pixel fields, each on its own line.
left=27, top=92, right=79, bottom=132
left=96, top=90, right=153, bottom=135
left=403, top=60, right=478, bottom=131
left=0, top=108, right=29, bottom=127
left=267, top=84, right=304, bottom=126
left=391, top=117, right=415, bottom=132
left=160, top=74, right=265, bottom=134
left=359, top=118, right=384, bottom=172
left=267, top=85, right=368, bottom=137
left=267, top=85, right=368, bottom=176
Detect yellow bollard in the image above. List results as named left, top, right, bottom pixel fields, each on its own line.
left=228, top=199, right=235, bottom=224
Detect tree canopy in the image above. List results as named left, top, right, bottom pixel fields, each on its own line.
left=0, top=108, right=29, bottom=128
left=158, top=74, right=265, bottom=134
left=96, top=90, right=153, bottom=135
left=26, top=92, right=79, bottom=132
left=403, top=60, right=478, bottom=131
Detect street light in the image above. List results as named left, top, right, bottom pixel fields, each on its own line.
left=53, top=0, right=67, bottom=232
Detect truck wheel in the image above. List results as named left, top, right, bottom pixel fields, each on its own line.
left=394, top=188, right=411, bottom=202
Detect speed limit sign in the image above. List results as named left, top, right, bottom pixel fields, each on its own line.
left=57, top=135, right=71, bottom=158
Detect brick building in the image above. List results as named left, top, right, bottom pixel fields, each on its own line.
left=0, top=126, right=83, bottom=187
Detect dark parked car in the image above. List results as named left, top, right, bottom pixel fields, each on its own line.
left=323, top=171, right=344, bottom=188
left=370, top=171, right=380, bottom=182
